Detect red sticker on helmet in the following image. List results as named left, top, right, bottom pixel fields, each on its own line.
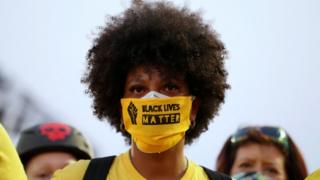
left=39, top=122, right=72, bottom=141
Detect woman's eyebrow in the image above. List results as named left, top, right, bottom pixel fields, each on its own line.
left=263, top=161, right=281, bottom=166
left=237, top=157, right=255, bottom=162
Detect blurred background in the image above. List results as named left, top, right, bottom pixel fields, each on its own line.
left=0, top=0, right=319, bottom=172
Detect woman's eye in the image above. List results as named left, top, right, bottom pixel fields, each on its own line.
left=239, top=162, right=252, bottom=169
left=163, top=83, right=179, bottom=92
left=264, top=167, right=279, bottom=175
left=129, top=86, right=145, bottom=94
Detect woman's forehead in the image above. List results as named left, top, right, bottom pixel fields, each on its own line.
left=127, top=64, right=186, bottom=81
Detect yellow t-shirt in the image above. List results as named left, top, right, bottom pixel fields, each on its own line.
left=0, top=124, right=27, bottom=180
left=306, top=169, right=320, bottom=180
left=53, top=151, right=209, bottom=180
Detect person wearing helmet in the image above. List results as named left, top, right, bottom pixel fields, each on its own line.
left=16, top=121, right=94, bottom=180
left=0, top=123, right=27, bottom=180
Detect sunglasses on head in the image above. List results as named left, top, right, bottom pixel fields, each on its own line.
left=230, top=126, right=289, bottom=151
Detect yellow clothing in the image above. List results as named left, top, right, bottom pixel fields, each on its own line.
left=53, top=151, right=209, bottom=180
left=306, top=169, right=320, bottom=180
left=0, top=124, right=27, bottom=180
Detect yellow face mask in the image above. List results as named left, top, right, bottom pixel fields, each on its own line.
left=121, top=95, right=193, bottom=153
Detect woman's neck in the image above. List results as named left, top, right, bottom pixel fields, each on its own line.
left=130, top=140, right=188, bottom=180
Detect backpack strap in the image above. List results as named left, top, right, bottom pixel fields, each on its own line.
left=83, top=155, right=116, bottom=180
left=83, top=156, right=231, bottom=180
left=202, top=166, right=232, bottom=180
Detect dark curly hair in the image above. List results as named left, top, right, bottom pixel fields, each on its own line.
left=82, top=0, right=229, bottom=145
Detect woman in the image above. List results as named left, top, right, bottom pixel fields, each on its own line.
left=216, top=126, right=308, bottom=180
left=17, top=121, right=93, bottom=180
left=54, top=0, right=230, bottom=179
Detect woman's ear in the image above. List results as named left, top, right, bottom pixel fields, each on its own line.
left=118, top=103, right=122, bottom=120
left=119, top=104, right=124, bottom=122
left=190, top=97, right=200, bottom=124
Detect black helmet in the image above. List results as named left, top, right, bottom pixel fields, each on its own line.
left=16, top=121, right=94, bottom=165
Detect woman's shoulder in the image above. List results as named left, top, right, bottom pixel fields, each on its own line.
left=0, top=124, right=27, bottom=180
left=52, top=159, right=90, bottom=180
left=306, top=168, right=320, bottom=180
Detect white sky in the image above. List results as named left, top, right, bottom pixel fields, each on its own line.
left=1, top=0, right=319, bottom=173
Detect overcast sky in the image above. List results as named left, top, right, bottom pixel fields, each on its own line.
left=1, top=0, right=319, bottom=173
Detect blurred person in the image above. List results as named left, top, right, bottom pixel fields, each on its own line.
left=53, top=0, right=231, bottom=179
left=16, top=121, right=93, bottom=180
left=216, top=126, right=308, bottom=180
left=0, top=123, right=27, bottom=179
